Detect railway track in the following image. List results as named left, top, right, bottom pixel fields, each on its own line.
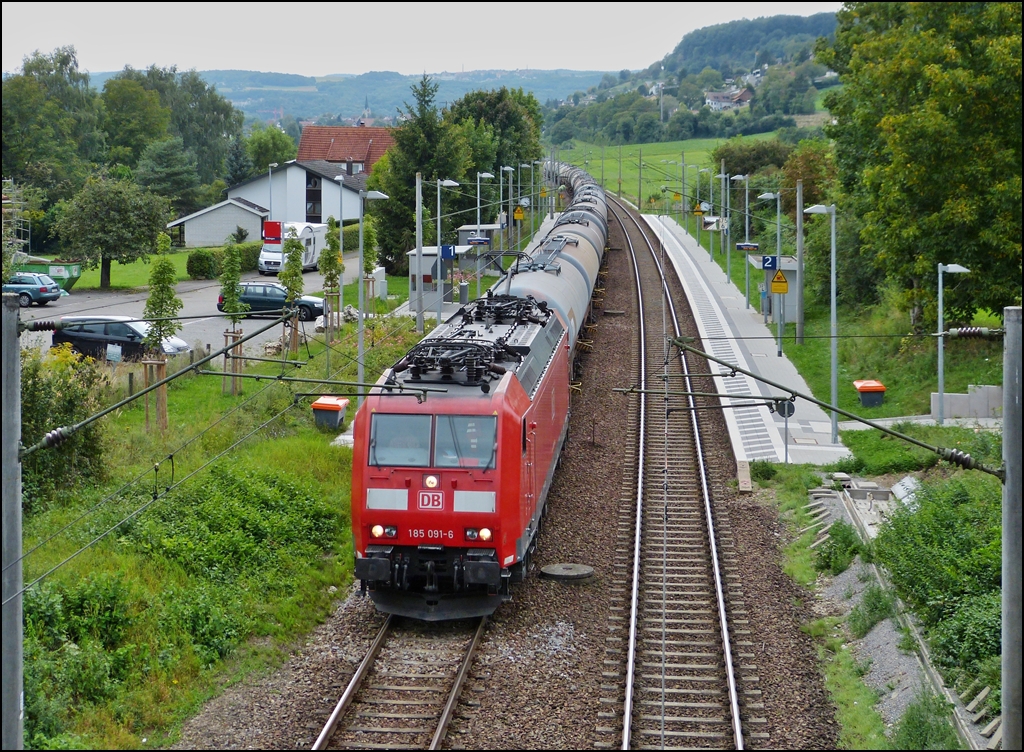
left=313, top=615, right=486, bottom=750
left=596, top=199, right=766, bottom=749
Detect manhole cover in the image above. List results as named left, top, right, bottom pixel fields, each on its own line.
left=540, top=563, right=594, bottom=581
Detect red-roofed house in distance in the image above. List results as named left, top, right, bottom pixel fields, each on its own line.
left=297, top=125, right=395, bottom=176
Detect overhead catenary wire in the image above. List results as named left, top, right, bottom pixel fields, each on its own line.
left=3, top=396, right=301, bottom=607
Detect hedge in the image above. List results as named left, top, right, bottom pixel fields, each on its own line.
left=187, top=242, right=262, bottom=279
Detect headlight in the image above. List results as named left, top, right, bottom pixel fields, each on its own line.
left=465, top=528, right=478, bottom=541
left=371, top=524, right=384, bottom=538
left=371, top=525, right=398, bottom=539
left=424, top=474, right=439, bottom=489
left=479, top=528, right=492, bottom=542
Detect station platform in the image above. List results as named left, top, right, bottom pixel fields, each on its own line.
left=642, top=214, right=851, bottom=466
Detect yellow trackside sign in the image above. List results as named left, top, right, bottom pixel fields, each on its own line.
left=770, top=270, right=789, bottom=294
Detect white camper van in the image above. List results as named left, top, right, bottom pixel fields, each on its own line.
left=258, top=222, right=328, bottom=275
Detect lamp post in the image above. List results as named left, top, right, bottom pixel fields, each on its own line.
left=732, top=175, right=749, bottom=307
left=937, top=263, right=971, bottom=425
left=436, top=178, right=459, bottom=325
left=476, top=171, right=494, bottom=298
left=699, top=168, right=710, bottom=253
left=715, top=169, right=728, bottom=261
left=354, top=186, right=389, bottom=407
left=760, top=192, right=783, bottom=354
left=519, top=163, right=531, bottom=251
left=268, top=162, right=278, bottom=221
left=805, top=204, right=838, bottom=443
left=502, top=165, right=515, bottom=257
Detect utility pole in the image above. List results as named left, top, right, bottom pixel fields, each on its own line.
left=415, top=172, right=423, bottom=333
left=2, top=294, right=24, bottom=750
left=638, top=147, right=642, bottom=209
left=796, top=179, right=805, bottom=344
left=1005, top=306, right=1022, bottom=752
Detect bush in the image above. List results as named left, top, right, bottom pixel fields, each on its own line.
left=874, top=477, right=1001, bottom=626
left=890, top=692, right=963, bottom=750
left=750, top=460, right=777, bottom=482
left=234, top=240, right=262, bottom=272
left=816, top=519, right=862, bottom=575
left=20, top=345, right=105, bottom=512
left=848, top=583, right=895, bottom=638
left=186, top=248, right=221, bottom=279
left=930, top=591, right=1001, bottom=675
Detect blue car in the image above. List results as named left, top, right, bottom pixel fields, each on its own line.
left=4, top=272, right=62, bottom=307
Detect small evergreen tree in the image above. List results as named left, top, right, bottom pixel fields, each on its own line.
left=142, top=232, right=183, bottom=353
left=278, top=229, right=305, bottom=305
left=318, top=219, right=343, bottom=291
left=225, top=137, right=254, bottom=186
left=219, top=243, right=249, bottom=328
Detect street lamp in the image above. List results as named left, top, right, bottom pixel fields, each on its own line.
left=476, top=171, right=494, bottom=297
left=436, top=178, right=459, bottom=325
left=804, top=203, right=838, bottom=444
left=519, top=163, right=532, bottom=251
left=501, top=165, right=515, bottom=257
left=268, top=162, right=278, bottom=221
left=699, top=168, right=711, bottom=253
left=732, top=175, right=750, bottom=308
left=715, top=170, right=728, bottom=260
left=354, top=186, right=385, bottom=409
left=760, top=192, right=783, bottom=356
left=937, top=262, right=971, bottom=425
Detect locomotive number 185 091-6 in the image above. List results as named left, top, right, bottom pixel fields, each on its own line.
left=409, top=529, right=455, bottom=540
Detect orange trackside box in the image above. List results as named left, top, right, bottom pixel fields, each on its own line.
left=853, top=380, right=885, bottom=407
left=311, top=396, right=350, bottom=430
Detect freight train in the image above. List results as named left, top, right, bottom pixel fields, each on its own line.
left=350, top=163, right=609, bottom=620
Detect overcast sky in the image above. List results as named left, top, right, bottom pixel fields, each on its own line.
left=3, top=2, right=842, bottom=78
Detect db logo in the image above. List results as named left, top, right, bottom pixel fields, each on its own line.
left=418, top=491, right=444, bottom=510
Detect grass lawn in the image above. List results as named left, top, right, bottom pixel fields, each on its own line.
left=72, top=251, right=195, bottom=290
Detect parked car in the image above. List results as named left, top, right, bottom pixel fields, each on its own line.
left=52, top=316, right=192, bottom=361
left=217, top=282, right=325, bottom=321
left=3, top=272, right=62, bottom=307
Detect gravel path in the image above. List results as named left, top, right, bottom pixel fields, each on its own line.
left=169, top=205, right=838, bottom=749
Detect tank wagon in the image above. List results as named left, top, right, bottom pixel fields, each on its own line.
left=350, top=163, right=608, bottom=619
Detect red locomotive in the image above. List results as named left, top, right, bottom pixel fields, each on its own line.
left=350, top=164, right=608, bottom=620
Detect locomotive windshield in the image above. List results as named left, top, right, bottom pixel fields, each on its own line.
left=368, top=414, right=497, bottom=469
left=435, top=416, right=497, bottom=469
left=370, top=414, right=432, bottom=467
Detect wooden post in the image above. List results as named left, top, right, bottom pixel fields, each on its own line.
left=223, top=329, right=242, bottom=395
left=154, top=359, right=168, bottom=431
left=289, top=311, right=299, bottom=356
left=233, top=329, right=243, bottom=394
left=142, top=359, right=167, bottom=431
left=143, top=361, right=151, bottom=431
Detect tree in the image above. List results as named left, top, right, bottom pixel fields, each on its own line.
left=445, top=87, right=543, bottom=173
left=219, top=243, right=249, bottom=327
left=278, top=229, right=305, bottom=304
left=818, top=2, right=1022, bottom=323
left=225, top=138, right=254, bottom=186
left=20, top=47, right=105, bottom=164
left=136, top=137, right=201, bottom=217
left=142, top=232, right=183, bottom=352
left=245, top=123, right=297, bottom=173
left=368, top=76, right=475, bottom=274
left=55, top=177, right=170, bottom=289
left=114, top=66, right=243, bottom=183
left=318, top=218, right=343, bottom=291
left=101, top=78, right=171, bottom=167
left=278, top=229, right=305, bottom=354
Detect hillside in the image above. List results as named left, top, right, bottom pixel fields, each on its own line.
left=660, top=12, right=837, bottom=75
left=93, top=67, right=609, bottom=121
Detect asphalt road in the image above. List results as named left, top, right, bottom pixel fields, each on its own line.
left=17, top=253, right=362, bottom=357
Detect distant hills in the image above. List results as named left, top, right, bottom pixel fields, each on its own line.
left=87, top=12, right=837, bottom=123
left=93, top=68, right=610, bottom=122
